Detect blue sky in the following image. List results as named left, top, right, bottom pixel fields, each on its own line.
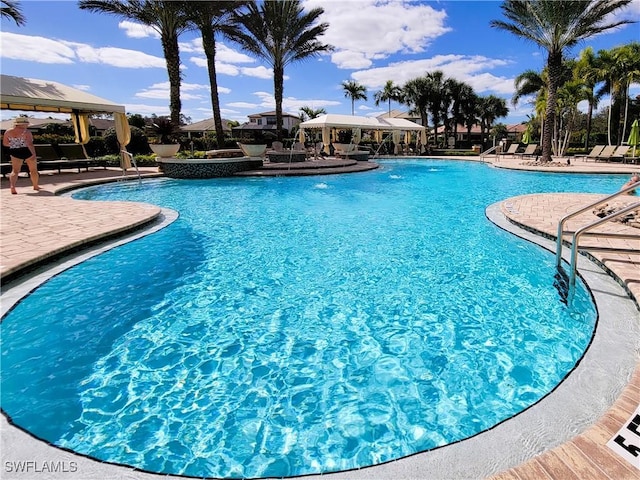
left=1, top=0, right=639, bottom=126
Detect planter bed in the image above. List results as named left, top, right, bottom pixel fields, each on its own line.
left=159, top=157, right=264, bottom=179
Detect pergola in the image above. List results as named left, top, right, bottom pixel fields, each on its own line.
left=298, top=114, right=427, bottom=153
left=1, top=74, right=132, bottom=167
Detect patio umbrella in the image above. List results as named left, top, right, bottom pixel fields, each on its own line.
left=521, top=125, right=531, bottom=144
left=628, top=119, right=639, bottom=157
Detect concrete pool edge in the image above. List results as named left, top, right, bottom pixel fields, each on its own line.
left=1, top=202, right=638, bottom=480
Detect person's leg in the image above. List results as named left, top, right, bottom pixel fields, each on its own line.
left=9, top=157, right=23, bottom=194
left=24, top=156, right=40, bottom=190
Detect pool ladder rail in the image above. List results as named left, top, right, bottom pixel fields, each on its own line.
left=555, top=181, right=640, bottom=303
left=120, top=150, right=142, bottom=185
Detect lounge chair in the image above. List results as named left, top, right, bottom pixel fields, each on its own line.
left=575, top=145, right=605, bottom=162
left=592, top=145, right=617, bottom=162
left=500, top=143, right=520, bottom=157
left=270, top=141, right=284, bottom=152
left=516, top=144, right=538, bottom=159
left=605, top=145, right=630, bottom=163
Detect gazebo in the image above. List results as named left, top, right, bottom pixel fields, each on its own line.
left=0, top=74, right=132, bottom=168
left=298, top=114, right=426, bottom=155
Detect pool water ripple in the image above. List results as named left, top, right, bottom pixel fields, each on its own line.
left=1, top=160, right=620, bottom=478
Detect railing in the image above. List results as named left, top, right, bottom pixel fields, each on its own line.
left=555, top=181, right=640, bottom=302
left=480, top=145, right=500, bottom=159
left=120, top=150, right=142, bottom=185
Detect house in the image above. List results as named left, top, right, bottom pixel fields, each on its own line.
left=88, top=118, right=115, bottom=136
left=181, top=117, right=233, bottom=135
left=0, top=116, right=71, bottom=133
left=232, top=111, right=301, bottom=138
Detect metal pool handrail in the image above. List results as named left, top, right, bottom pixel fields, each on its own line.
left=555, top=181, right=640, bottom=268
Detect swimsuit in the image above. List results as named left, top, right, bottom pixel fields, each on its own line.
left=7, top=133, right=33, bottom=160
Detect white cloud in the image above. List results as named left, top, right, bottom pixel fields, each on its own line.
left=304, top=0, right=451, bottom=69
left=0, top=32, right=166, bottom=69
left=68, top=42, right=165, bottom=68
left=350, top=54, right=514, bottom=96
left=119, top=20, right=159, bottom=39
left=135, top=81, right=206, bottom=101
left=0, top=32, right=76, bottom=64
left=125, top=103, right=169, bottom=116
left=227, top=101, right=260, bottom=109
left=245, top=91, right=340, bottom=113
left=240, top=65, right=274, bottom=79
left=72, top=84, right=91, bottom=91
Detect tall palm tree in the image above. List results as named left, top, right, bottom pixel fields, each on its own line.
left=611, top=42, right=640, bottom=141
left=402, top=76, right=430, bottom=135
left=573, top=47, right=602, bottom=148
left=461, top=90, right=480, bottom=145
left=79, top=0, right=190, bottom=126
left=1, top=0, right=25, bottom=25
left=425, top=71, right=447, bottom=143
left=342, top=80, right=367, bottom=115
left=446, top=79, right=475, bottom=147
left=374, top=80, right=402, bottom=117
left=491, top=0, right=633, bottom=162
left=233, top=0, right=332, bottom=141
left=477, top=95, right=509, bottom=144
left=178, top=1, right=250, bottom=148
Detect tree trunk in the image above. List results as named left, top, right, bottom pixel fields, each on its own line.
left=162, top=33, right=182, bottom=127
left=274, top=63, right=284, bottom=141
left=201, top=25, right=224, bottom=148
left=584, top=102, right=593, bottom=149
left=542, top=51, right=562, bottom=162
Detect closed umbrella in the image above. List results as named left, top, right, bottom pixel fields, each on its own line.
left=628, top=119, right=639, bottom=157
left=521, top=125, right=531, bottom=144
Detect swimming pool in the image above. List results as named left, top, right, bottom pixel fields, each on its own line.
left=0, top=160, right=626, bottom=478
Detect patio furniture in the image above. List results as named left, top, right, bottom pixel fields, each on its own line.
left=516, top=144, right=538, bottom=159
left=592, top=145, right=617, bottom=162
left=574, top=145, right=605, bottom=162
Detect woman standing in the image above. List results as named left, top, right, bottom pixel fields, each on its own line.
left=3, top=117, right=40, bottom=194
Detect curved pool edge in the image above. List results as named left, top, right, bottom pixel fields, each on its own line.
left=1, top=201, right=637, bottom=480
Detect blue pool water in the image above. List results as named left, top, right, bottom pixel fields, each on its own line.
left=1, top=160, right=624, bottom=478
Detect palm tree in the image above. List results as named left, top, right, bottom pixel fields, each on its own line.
left=460, top=90, right=480, bottom=145
left=374, top=80, right=402, bottom=117
left=342, top=80, right=367, bottom=115
left=178, top=1, right=250, bottom=148
left=491, top=0, right=634, bottom=162
left=573, top=47, right=602, bottom=149
left=512, top=69, right=545, bottom=107
left=79, top=0, right=189, bottom=126
left=446, top=79, right=475, bottom=147
left=611, top=42, right=640, bottom=141
left=1, top=0, right=25, bottom=25
left=402, top=76, right=430, bottom=136
left=425, top=71, right=447, bottom=144
left=477, top=95, right=509, bottom=146
left=233, top=0, right=332, bottom=141
left=299, top=106, right=326, bottom=121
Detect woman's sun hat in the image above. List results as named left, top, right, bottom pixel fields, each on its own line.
left=13, top=117, right=30, bottom=125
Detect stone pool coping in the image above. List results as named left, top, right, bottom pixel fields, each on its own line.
left=1, top=175, right=638, bottom=479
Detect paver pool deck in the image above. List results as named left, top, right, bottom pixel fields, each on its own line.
left=1, top=156, right=638, bottom=479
